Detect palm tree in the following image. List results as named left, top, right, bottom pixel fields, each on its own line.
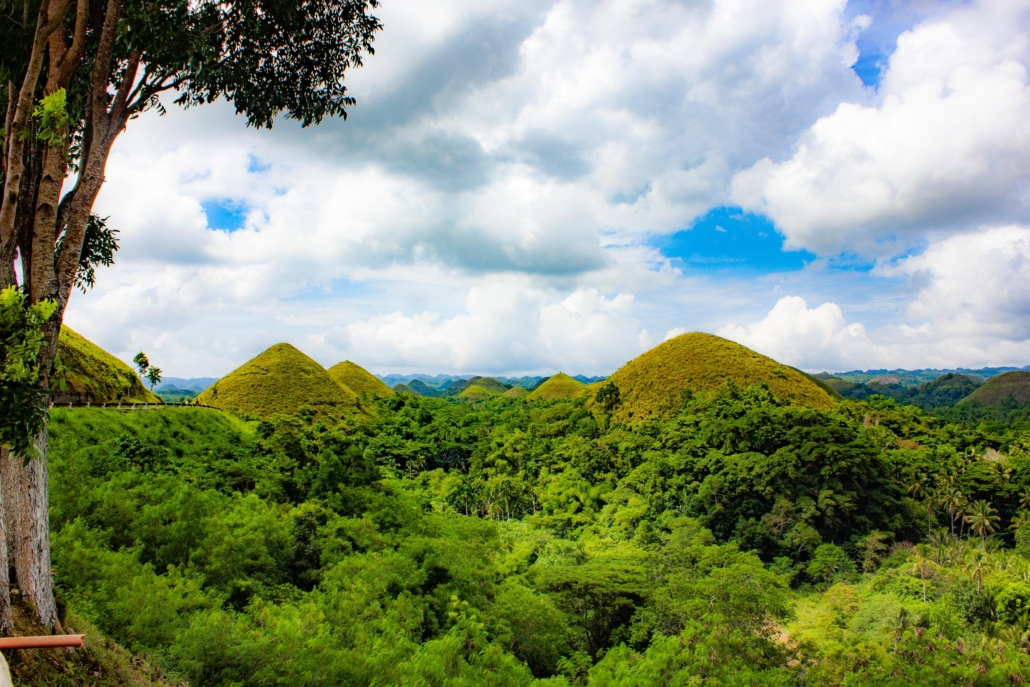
left=965, top=500, right=1001, bottom=551
left=1010, top=510, right=1030, bottom=533
left=938, top=479, right=963, bottom=535
left=888, top=606, right=911, bottom=652
left=911, top=544, right=938, bottom=602
left=966, top=552, right=988, bottom=594
left=1019, top=486, right=1030, bottom=512
left=908, top=476, right=934, bottom=536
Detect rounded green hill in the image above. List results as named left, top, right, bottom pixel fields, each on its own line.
left=959, top=371, right=1030, bottom=406
left=605, top=332, right=837, bottom=422
left=328, top=360, right=394, bottom=398
left=54, top=326, right=161, bottom=404
left=195, top=343, right=359, bottom=417
left=503, top=387, right=528, bottom=398
left=451, top=376, right=507, bottom=396
left=527, top=373, right=589, bottom=401
left=393, top=383, right=419, bottom=395
left=460, top=384, right=496, bottom=400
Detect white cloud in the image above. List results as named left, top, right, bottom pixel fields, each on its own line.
left=731, top=0, right=1030, bottom=256
left=318, top=284, right=649, bottom=375
left=890, top=225, right=1030, bottom=340
left=61, top=0, right=1030, bottom=377
left=717, top=225, right=1030, bottom=371
left=717, top=296, right=879, bottom=371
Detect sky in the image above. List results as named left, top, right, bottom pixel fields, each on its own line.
left=65, top=0, right=1030, bottom=378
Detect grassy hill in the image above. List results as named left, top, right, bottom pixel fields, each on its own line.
left=503, top=386, right=528, bottom=398
left=825, top=372, right=981, bottom=410
left=527, top=372, right=589, bottom=401
left=393, top=383, right=419, bottom=395
left=54, top=326, right=161, bottom=404
left=959, top=370, right=1030, bottom=406
left=448, top=376, right=507, bottom=397
left=328, top=360, right=394, bottom=398
left=460, top=384, right=496, bottom=400
left=605, top=332, right=837, bottom=421
left=195, top=343, right=359, bottom=417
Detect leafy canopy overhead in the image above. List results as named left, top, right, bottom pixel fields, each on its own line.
left=1, top=0, right=383, bottom=133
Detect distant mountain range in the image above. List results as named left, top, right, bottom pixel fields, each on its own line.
left=822, top=366, right=1030, bottom=387
left=157, top=377, right=219, bottom=392
left=377, top=373, right=606, bottom=389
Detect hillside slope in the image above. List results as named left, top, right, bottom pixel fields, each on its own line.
left=328, top=360, right=394, bottom=398
left=195, top=343, right=359, bottom=417
left=960, top=371, right=1030, bottom=406
left=528, top=372, right=589, bottom=401
left=54, top=327, right=160, bottom=404
left=606, top=332, right=837, bottom=421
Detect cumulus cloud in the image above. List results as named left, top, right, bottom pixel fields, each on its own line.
left=890, top=225, right=1030, bottom=340
left=64, top=0, right=1030, bottom=377
left=731, top=0, right=1030, bottom=256
left=318, top=284, right=650, bottom=374
left=717, top=296, right=879, bottom=371
left=717, top=225, right=1030, bottom=371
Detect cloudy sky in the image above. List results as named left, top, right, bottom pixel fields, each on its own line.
left=66, top=0, right=1030, bottom=378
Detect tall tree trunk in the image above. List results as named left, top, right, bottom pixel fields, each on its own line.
left=1, top=421, right=57, bottom=629
left=0, top=450, right=13, bottom=636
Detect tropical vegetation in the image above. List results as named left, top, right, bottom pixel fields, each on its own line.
left=38, top=373, right=1030, bottom=685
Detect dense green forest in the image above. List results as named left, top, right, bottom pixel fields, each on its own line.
left=46, top=385, right=1030, bottom=685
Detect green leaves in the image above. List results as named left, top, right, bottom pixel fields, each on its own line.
left=20, top=88, right=71, bottom=145
left=53, top=214, right=120, bottom=293
left=0, top=286, right=56, bottom=455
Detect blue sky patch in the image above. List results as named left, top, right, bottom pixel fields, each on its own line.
left=852, top=53, right=883, bottom=87
left=655, top=206, right=815, bottom=273
left=247, top=154, right=271, bottom=173
left=201, top=199, right=249, bottom=232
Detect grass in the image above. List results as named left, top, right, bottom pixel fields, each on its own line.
left=527, top=372, right=589, bottom=401
left=194, top=343, right=359, bottom=418
left=6, top=600, right=174, bottom=687
left=54, top=327, right=160, bottom=404
left=393, top=383, right=418, bottom=395
left=503, top=387, right=528, bottom=398
left=460, top=384, right=496, bottom=400
left=605, top=332, right=837, bottom=422
left=960, top=370, right=1030, bottom=405
left=449, top=376, right=507, bottom=396
left=327, top=361, right=394, bottom=398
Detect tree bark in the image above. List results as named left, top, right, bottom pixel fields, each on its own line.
left=0, top=450, right=13, bottom=636
left=1, top=425, right=57, bottom=629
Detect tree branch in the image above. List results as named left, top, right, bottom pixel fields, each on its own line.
left=55, top=0, right=90, bottom=86
left=109, top=50, right=140, bottom=130
left=90, top=0, right=122, bottom=132
left=0, top=0, right=71, bottom=254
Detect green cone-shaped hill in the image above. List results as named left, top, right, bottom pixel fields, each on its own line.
left=959, top=371, right=1030, bottom=406
left=195, top=343, right=358, bottom=417
left=328, top=360, right=394, bottom=398
left=527, top=372, right=589, bottom=401
left=54, top=326, right=161, bottom=404
left=605, top=332, right=837, bottom=422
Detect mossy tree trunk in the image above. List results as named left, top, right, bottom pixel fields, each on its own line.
left=1, top=425, right=56, bottom=630
left=0, top=449, right=13, bottom=635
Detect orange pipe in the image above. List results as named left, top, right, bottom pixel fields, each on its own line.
left=0, top=635, right=84, bottom=649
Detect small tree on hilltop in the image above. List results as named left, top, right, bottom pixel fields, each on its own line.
left=133, top=352, right=150, bottom=379
left=146, top=366, right=162, bottom=391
